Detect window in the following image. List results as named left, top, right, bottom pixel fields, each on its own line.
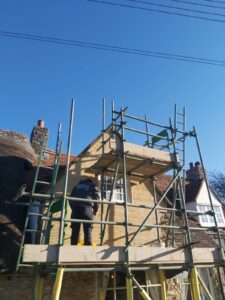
left=99, top=176, right=132, bottom=203
left=99, top=271, right=148, bottom=300
left=214, top=207, right=224, bottom=224
left=104, top=271, right=127, bottom=300
left=197, top=205, right=225, bottom=227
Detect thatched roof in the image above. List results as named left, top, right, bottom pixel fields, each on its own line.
left=0, top=129, right=37, bottom=165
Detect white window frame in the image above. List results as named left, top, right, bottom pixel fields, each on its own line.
left=197, top=204, right=225, bottom=227
left=98, top=175, right=132, bottom=203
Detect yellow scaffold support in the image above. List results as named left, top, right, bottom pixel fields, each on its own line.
left=34, top=275, right=44, bottom=300
left=52, top=268, right=65, bottom=300
left=99, top=287, right=107, bottom=300
left=190, top=268, right=201, bottom=300
left=126, top=276, right=133, bottom=300
left=159, top=270, right=167, bottom=300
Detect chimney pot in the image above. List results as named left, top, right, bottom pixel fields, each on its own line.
left=38, top=120, right=45, bottom=128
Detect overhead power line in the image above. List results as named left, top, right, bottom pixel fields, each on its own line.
left=127, top=0, right=225, bottom=17
left=202, top=0, right=225, bottom=5
left=85, top=0, right=225, bottom=23
left=162, top=0, right=225, bottom=10
left=0, top=30, right=225, bottom=67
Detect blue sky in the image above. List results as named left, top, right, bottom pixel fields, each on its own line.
left=1, top=0, right=225, bottom=172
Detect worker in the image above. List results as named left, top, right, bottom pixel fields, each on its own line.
left=69, top=178, right=100, bottom=245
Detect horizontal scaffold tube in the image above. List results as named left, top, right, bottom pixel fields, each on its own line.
left=42, top=216, right=182, bottom=231
left=123, top=112, right=170, bottom=130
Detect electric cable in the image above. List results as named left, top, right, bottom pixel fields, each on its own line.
left=85, top=0, right=225, bottom=23
left=127, top=0, right=225, bottom=18
left=1, top=30, right=225, bottom=67
left=167, top=0, right=225, bottom=11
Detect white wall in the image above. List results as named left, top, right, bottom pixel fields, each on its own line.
left=196, top=181, right=221, bottom=206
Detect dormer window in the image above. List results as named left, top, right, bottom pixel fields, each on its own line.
left=197, top=205, right=225, bottom=227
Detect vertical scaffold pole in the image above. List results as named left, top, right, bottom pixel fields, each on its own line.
left=153, top=180, right=160, bottom=244
left=52, top=268, right=65, bottom=300
left=182, top=107, right=186, bottom=193
left=159, top=270, right=167, bottom=300
left=126, top=276, right=133, bottom=300
left=113, top=272, right=116, bottom=300
left=121, top=109, right=129, bottom=251
left=99, top=287, right=106, bottom=300
left=100, top=97, right=106, bottom=243
left=34, top=275, right=44, bottom=300
left=59, top=98, right=75, bottom=246
left=112, top=100, right=115, bottom=139
left=144, top=114, right=150, bottom=147
left=101, top=159, right=120, bottom=245
left=190, top=268, right=201, bottom=300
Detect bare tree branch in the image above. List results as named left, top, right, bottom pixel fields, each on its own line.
left=209, top=171, right=225, bottom=203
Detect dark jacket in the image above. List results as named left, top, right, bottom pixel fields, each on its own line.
left=70, top=179, right=100, bottom=214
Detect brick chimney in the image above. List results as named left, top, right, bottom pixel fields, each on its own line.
left=30, top=120, right=49, bottom=158
left=186, top=161, right=204, bottom=181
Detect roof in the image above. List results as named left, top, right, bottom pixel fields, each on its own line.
left=155, top=175, right=205, bottom=204
left=154, top=174, right=173, bottom=206
left=155, top=174, right=173, bottom=194
left=0, top=129, right=37, bottom=166
left=175, top=218, right=217, bottom=248
left=185, top=179, right=203, bottom=203
left=40, top=149, right=76, bottom=167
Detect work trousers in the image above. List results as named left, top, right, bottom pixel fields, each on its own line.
left=28, top=200, right=41, bottom=244
left=71, top=205, right=93, bottom=245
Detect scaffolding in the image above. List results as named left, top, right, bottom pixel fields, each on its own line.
left=8, top=98, right=225, bottom=300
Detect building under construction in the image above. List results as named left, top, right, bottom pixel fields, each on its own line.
left=0, top=99, right=225, bottom=300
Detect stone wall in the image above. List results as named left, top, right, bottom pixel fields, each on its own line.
left=0, top=270, right=97, bottom=300
left=209, top=267, right=225, bottom=300
left=49, top=131, right=162, bottom=247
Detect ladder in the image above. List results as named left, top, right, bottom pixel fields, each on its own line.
left=16, top=126, right=62, bottom=272
left=165, top=105, right=186, bottom=247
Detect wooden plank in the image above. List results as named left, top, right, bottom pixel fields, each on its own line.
left=23, top=245, right=58, bottom=263
left=60, top=246, right=125, bottom=263
left=23, top=245, right=221, bottom=265
left=110, top=141, right=175, bottom=164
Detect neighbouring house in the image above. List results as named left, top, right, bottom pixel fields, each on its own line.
left=185, top=161, right=225, bottom=251
left=185, top=162, right=225, bottom=228
left=155, top=164, right=225, bottom=250
left=154, top=164, right=225, bottom=300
